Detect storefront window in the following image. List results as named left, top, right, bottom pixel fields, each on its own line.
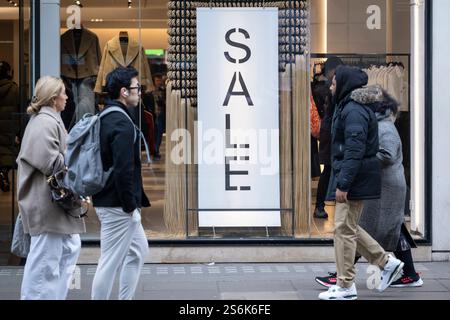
left=309, top=0, right=425, bottom=240
left=53, top=0, right=428, bottom=241
left=0, top=0, right=31, bottom=264
left=60, top=0, right=155, bottom=240
left=1, top=0, right=426, bottom=249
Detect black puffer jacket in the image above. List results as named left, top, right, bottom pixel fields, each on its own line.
left=326, top=66, right=381, bottom=201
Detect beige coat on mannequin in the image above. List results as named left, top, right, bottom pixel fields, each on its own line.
left=94, top=35, right=154, bottom=93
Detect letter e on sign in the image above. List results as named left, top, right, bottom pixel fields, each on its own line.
left=366, top=5, right=381, bottom=30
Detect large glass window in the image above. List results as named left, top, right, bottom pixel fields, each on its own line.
left=55, top=0, right=428, bottom=242
left=59, top=0, right=164, bottom=240
left=0, top=0, right=31, bottom=264
left=309, top=0, right=425, bottom=240
left=1, top=0, right=426, bottom=250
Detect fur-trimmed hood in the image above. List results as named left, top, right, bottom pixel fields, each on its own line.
left=350, top=85, right=384, bottom=106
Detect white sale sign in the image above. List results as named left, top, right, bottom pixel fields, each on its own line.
left=197, top=8, right=280, bottom=227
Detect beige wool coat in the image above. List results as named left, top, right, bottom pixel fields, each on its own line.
left=17, top=107, right=86, bottom=236
left=94, top=35, right=154, bottom=93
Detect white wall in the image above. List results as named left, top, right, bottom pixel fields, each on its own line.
left=432, top=0, right=450, bottom=252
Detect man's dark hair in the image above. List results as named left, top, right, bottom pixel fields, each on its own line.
left=376, top=89, right=399, bottom=117
left=105, top=67, right=139, bottom=99
left=323, top=56, right=344, bottom=77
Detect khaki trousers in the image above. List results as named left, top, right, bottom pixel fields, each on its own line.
left=334, top=200, right=388, bottom=288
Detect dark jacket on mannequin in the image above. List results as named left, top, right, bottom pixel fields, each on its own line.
left=326, top=66, right=381, bottom=201
left=61, top=28, right=102, bottom=79
left=92, top=100, right=150, bottom=213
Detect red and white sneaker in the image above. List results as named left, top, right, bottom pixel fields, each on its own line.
left=315, top=272, right=337, bottom=288
left=390, top=273, right=423, bottom=288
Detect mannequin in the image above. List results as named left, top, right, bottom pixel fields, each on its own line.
left=95, top=31, right=154, bottom=93
left=73, top=28, right=83, bottom=55
left=60, top=26, right=102, bottom=129
left=119, top=31, right=129, bottom=58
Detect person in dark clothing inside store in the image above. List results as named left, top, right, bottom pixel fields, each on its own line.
left=0, top=61, right=19, bottom=192
left=318, top=66, right=404, bottom=300
left=91, top=67, right=150, bottom=300
left=315, top=86, right=423, bottom=289
left=151, top=73, right=166, bottom=160
left=312, top=56, right=343, bottom=219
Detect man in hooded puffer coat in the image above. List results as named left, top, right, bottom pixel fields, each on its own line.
left=318, top=66, right=404, bottom=300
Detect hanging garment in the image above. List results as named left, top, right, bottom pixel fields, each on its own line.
left=94, top=35, right=154, bottom=93
left=61, top=28, right=102, bottom=79
left=364, top=65, right=407, bottom=112
left=143, top=110, right=156, bottom=156
left=310, top=95, right=321, bottom=139
left=61, top=76, right=97, bottom=130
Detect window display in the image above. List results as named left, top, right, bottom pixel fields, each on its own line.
left=0, top=0, right=427, bottom=254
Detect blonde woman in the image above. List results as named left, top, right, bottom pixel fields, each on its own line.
left=17, top=76, right=85, bottom=300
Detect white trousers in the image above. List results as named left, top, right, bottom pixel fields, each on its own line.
left=91, top=208, right=149, bottom=300
left=21, top=233, right=81, bottom=300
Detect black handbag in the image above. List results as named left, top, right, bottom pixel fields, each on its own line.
left=47, top=168, right=88, bottom=218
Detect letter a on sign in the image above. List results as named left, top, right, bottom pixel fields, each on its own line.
left=366, top=5, right=381, bottom=30
left=67, top=5, right=81, bottom=30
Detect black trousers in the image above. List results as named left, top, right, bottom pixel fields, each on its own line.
left=316, top=164, right=331, bottom=209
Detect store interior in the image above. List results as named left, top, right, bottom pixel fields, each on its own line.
left=0, top=0, right=422, bottom=260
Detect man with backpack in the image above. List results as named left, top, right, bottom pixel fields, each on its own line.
left=90, top=67, right=150, bottom=300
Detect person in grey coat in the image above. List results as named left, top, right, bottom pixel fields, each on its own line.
left=359, top=88, right=422, bottom=287
left=316, top=86, right=422, bottom=288
left=17, top=76, right=85, bottom=300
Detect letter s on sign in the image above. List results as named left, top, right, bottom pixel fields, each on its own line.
left=66, top=5, right=81, bottom=30
left=224, top=28, right=252, bottom=64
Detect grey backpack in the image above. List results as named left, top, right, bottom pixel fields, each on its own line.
left=64, top=106, right=150, bottom=197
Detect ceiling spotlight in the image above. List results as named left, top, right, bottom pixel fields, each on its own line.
left=6, top=0, right=18, bottom=6
left=128, top=0, right=132, bottom=9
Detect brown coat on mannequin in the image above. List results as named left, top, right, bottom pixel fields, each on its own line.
left=61, top=28, right=102, bottom=79
left=94, top=34, right=154, bottom=93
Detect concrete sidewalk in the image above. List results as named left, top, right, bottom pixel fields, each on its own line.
left=0, top=262, right=449, bottom=300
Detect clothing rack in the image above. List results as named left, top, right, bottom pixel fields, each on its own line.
left=311, top=53, right=411, bottom=112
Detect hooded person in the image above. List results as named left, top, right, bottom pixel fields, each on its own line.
left=318, top=66, right=404, bottom=300
left=326, top=67, right=382, bottom=201
left=316, top=85, right=423, bottom=289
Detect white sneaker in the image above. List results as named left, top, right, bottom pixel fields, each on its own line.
left=377, top=254, right=404, bottom=292
left=318, top=283, right=358, bottom=300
